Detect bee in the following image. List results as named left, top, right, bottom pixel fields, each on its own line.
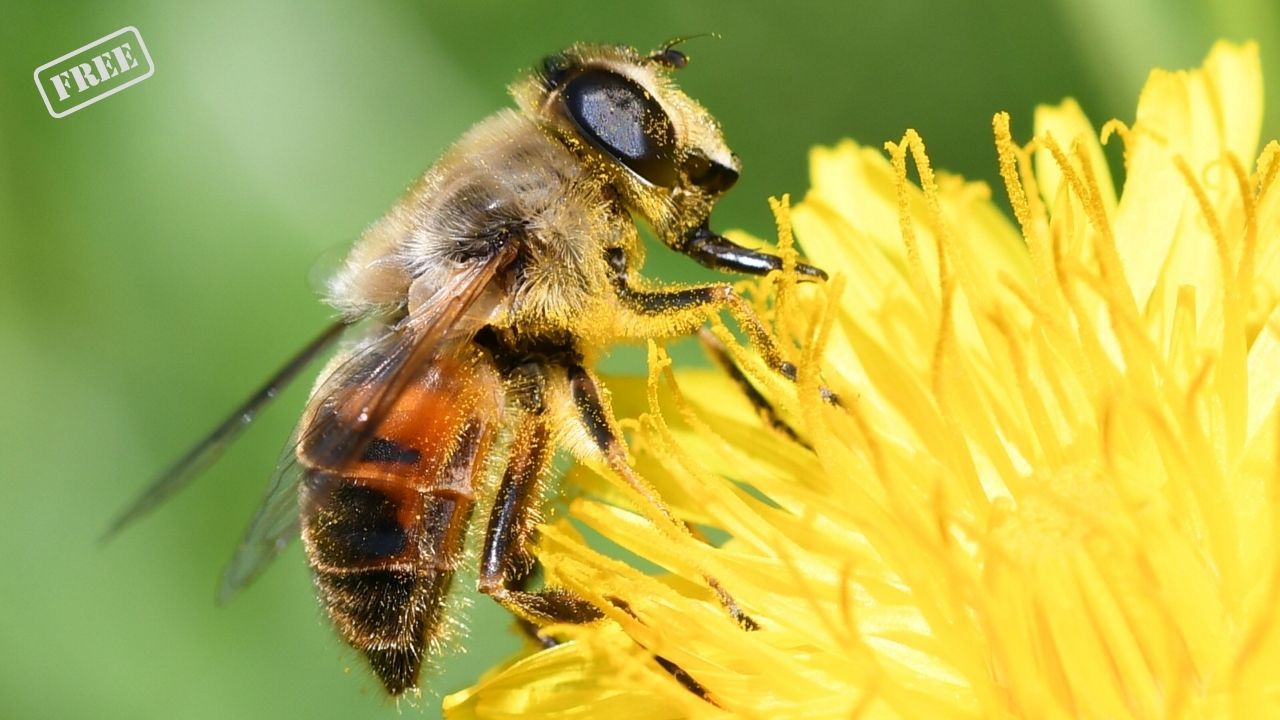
left=109, top=41, right=825, bottom=696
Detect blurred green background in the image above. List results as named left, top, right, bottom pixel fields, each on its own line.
left=0, top=1, right=1275, bottom=718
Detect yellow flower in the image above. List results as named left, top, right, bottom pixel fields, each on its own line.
left=446, top=41, right=1280, bottom=718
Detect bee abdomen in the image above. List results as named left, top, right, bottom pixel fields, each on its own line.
left=312, top=566, right=453, bottom=694
left=306, top=480, right=412, bottom=567
left=312, top=566, right=445, bottom=643
left=304, top=475, right=476, bottom=694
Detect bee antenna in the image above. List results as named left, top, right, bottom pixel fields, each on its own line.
left=650, top=33, right=721, bottom=69
left=662, top=32, right=722, bottom=51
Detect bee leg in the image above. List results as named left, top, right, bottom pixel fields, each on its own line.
left=492, top=499, right=715, bottom=705
left=608, top=249, right=790, bottom=377
left=514, top=617, right=561, bottom=649
left=564, top=364, right=740, bottom=705
left=606, top=596, right=718, bottom=706
left=564, top=363, right=682, bottom=529
left=478, top=408, right=604, bottom=625
left=697, top=327, right=809, bottom=446
left=512, top=602, right=564, bottom=649
left=565, top=363, right=759, bottom=632
left=506, top=560, right=565, bottom=649
left=608, top=248, right=840, bottom=407
left=677, top=223, right=827, bottom=280
left=560, top=363, right=747, bottom=702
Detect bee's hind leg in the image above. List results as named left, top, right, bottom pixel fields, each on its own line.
left=478, top=377, right=718, bottom=704
left=489, top=474, right=716, bottom=705
left=564, top=363, right=758, bottom=632
left=509, top=578, right=568, bottom=649
left=477, top=406, right=603, bottom=626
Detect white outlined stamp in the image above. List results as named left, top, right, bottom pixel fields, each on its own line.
left=34, top=26, right=154, bottom=118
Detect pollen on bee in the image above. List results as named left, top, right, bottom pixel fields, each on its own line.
left=127, top=40, right=798, bottom=706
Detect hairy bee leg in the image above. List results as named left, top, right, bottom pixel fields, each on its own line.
left=565, top=363, right=682, bottom=528
left=609, top=249, right=840, bottom=407
left=566, top=364, right=759, bottom=632
left=697, top=327, right=809, bottom=446
left=606, top=596, right=718, bottom=706
left=607, top=250, right=791, bottom=379
left=478, top=408, right=604, bottom=625
left=505, top=560, right=566, bottom=649
left=476, top=363, right=731, bottom=706
left=677, top=224, right=827, bottom=281
left=514, top=616, right=561, bottom=649
left=504, top=579, right=715, bottom=705
left=512, top=592, right=564, bottom=649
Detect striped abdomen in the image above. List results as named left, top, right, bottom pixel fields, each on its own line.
left=298, top=354, right=500, bottom=694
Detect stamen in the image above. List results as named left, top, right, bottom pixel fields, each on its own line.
left=1224, top=154, right=1258, bottom=294
left=893, top=132, right=987, bottom=509
left=994, top=112, right=1056, bottom=296
left=705, top=319, right=796, bottom=410
left=1254, top=141, right=1280, bottom=199
left=1169, top=351, right=1245, bottom=607
left=885, top=136, right=940, bottom=314
left=769, top=195, right=800, bottom=350
left=900, top=132, right=958, bottom=329
left=646, top=342, right=826, bottom=553
left=1039, top=134, right=1156, bottom=389
left=994, top=114, right=1095, bottom=409
left=1173, top=156, right=1233, bottom=291
left=1099, top=119, right=1134, bottom=169
left=1000, top=272, right=1095, bottom=404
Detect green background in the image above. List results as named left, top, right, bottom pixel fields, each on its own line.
left=0, top=1, right=1274, bottom=718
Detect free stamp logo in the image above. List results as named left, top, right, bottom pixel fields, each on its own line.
left=34, top=27, right=154, bottom=118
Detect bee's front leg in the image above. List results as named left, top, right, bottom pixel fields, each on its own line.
left=606, top=248, right=840, bottom=407
left=606, top=248, right=794, bottom=377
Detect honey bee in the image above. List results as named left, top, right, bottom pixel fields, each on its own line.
left=109, top=41, right=825, bottom=696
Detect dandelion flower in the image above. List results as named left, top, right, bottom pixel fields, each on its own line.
left=445, top=41, right=1280, bottom=718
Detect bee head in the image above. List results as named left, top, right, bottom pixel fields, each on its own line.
left=512, top=42, right=739, bottom=243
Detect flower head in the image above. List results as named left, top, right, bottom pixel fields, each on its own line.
left=446, top=41, right=1280, bottom=718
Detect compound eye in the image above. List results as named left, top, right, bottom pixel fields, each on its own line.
left=563, top=69, right=679, bottom=187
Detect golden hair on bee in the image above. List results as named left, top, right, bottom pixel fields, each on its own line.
left=110, top=40, right=830, bottom=701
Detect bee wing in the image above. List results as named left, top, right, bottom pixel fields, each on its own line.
left=103, top=320, right=351, bottom=541
left=216, top=246, right=516, bottom=603
left=212, top=323, right=416, bottom=603
left=214, top=429, right=309, bottom=603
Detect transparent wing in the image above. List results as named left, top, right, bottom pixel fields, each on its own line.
left=213, top=322, right=416, bottom=603
left=215, top=429, right=308, bottom=603
left=216, top=246, right=516, bottom=602
left=103, top=320, right=349, bottom=541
